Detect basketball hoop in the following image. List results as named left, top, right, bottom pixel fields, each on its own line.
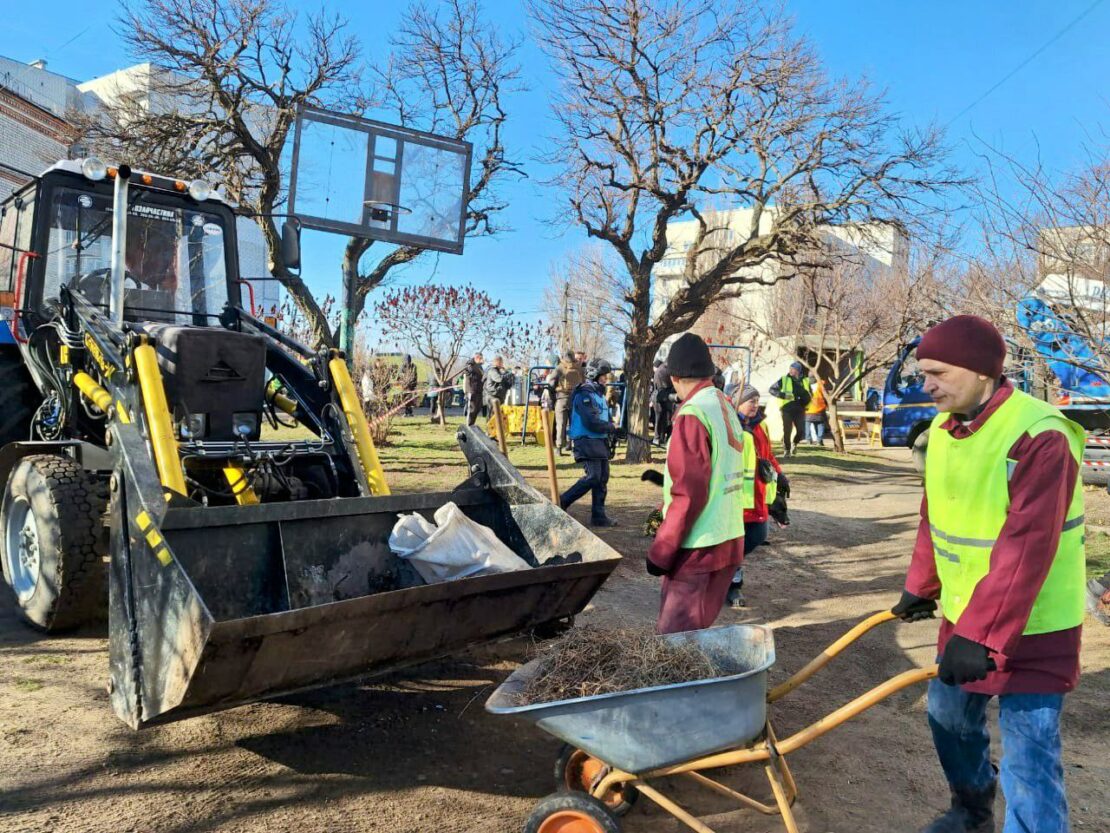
left=363, top=200, right=413, bottom=223
left=288, top=106, right=471, bottom=253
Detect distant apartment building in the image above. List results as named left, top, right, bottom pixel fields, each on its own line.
left=651, top=208, right=907, bottom=434
left=1035, top=224, right=1110, bottom=309
left=0, top=55, right=279, bottom=314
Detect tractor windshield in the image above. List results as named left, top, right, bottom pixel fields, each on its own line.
left=42, top=186, right=231, bottom=323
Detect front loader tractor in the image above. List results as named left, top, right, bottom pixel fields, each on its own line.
left=0, top=159, right=619, bottom=729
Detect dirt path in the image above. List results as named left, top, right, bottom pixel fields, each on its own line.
left=1, top=444, right=1106, bottom=833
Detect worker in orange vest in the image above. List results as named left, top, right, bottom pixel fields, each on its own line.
left=804, top=376, right=828, bottom=446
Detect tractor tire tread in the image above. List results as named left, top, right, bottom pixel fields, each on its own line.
left=22, top=455, right=108, bottom=630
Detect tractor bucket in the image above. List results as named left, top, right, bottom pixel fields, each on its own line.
left=107, top=428, right=620, bottom=728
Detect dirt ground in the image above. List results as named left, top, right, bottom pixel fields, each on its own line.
left=1, top=425, right=1107, bottom=833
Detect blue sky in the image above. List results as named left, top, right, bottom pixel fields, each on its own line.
left=4, top=1, right=1109, bottom=339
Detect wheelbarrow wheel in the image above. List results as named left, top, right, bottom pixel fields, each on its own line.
left=554, top=744, right=638, bottom=816
left=524, top=792, right=621, bottom=833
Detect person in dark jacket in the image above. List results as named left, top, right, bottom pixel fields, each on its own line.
left=483, top=355, right=513, bottom=414
left=653, top=359, right=675, bottom=443
left=463, top=353, right=484, bottom=426
left=400, top=355, right=418, bottom=417
left=769, top=360, right=812, bottom=456
left=560, top=358, right=618, bottom=527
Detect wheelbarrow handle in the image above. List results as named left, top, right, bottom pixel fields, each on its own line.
left=643, top=662, right=940, bottom=778
left=768, top=610, right=898, bottom=703
left=774, top=663, right=939, bottom=757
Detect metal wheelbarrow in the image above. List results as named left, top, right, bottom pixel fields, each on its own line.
left=487, top=610, right=938, bottom=833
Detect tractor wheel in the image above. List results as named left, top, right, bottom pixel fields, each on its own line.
left=911, top=428, right=930, bottom=475
left=0, top=345, right=38, bottom=446
left=0, top=455, right=108, bottom=631
left=554, top=744, right=638, bottom=816
left=523, top=792, right=622, bottom=833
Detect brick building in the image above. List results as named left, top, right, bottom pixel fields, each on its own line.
left=0, top=57, right=84, bottom=199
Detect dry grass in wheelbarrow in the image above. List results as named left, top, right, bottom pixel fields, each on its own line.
left=519, top=625, right=726, bottom=704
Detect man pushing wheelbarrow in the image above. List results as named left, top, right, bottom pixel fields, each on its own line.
left=891, top=315, right=1086, bottom=833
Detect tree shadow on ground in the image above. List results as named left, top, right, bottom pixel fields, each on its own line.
left=235, top=655, right=554, bottom=798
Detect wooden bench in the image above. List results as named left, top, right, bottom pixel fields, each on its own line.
left=836, top=413, right=877, bottom=442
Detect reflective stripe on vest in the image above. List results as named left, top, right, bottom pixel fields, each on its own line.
left=662, top=386, right=748, bottom=547
left=742, top=427, right=756, bottom=509
left=924, top=388, right=1086, bottom=635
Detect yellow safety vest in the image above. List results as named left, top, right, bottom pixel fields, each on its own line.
left=925, top=389, right=1086, bottom=634
left=779, top=375, right=812, bottom=399
left=663, top=386, right=750, bottom=547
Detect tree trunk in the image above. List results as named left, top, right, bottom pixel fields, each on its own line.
left=826, top=397, right=845, bottom=453
left=258, top=216, right=335, bottom=348
left=623, top=341, right=657, bottom=464
left=338, top=237, right=372, bottom=352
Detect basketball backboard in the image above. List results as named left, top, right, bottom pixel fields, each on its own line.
left=288, top=107, right=472, bottom=254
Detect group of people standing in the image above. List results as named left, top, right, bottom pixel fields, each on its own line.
left=461, top=353, right=517, bottom=426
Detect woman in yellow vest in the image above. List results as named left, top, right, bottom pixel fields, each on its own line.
left=890, top=316, right=1085, bottom=833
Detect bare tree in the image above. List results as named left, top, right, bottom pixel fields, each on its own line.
left=541, top=245, right=626, bottom=360
left=341, top=0, right=524, bottom=339
left=725, top=241, right=945, bottom=450
left=76, top=0, right=363, bottom=345
left=374, top=284, right=515, bottom=423
left=78, top=0, right=521, bottom=350
left=975, top=144, right=1110, bottom=396
left=530, top=0, right=960, bottom=461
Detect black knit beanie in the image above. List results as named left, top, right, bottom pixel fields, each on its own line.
left=666, top=333, right=715, bottom=378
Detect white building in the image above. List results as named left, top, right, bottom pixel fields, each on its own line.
left=0, top=55, right=280, bottom=315
left=651, top=208, right=908, bottom=438
left=0, top=56, right=86, bottom=198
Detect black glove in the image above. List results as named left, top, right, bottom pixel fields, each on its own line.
left=938, top=635, right=996, bottom=686
left=646, top=558, right=667, bottom=577
left=777, top=472, right=790, bottom=499
left=891, top=590, right=937, bottom=622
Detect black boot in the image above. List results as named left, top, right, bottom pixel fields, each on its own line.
left=918, top=781, right=996, bottom=833
left=726, top=582, right=745, bottom=609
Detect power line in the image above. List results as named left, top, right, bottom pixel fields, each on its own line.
left=47, top=25, right=94, bottom=58
left=945, top=0, right=1107, bottom=127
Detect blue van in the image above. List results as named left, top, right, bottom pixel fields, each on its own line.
left=881, top=338, right=937, bottom=470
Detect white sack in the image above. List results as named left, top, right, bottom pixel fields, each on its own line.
left=388, top=501, right=530, bottom=584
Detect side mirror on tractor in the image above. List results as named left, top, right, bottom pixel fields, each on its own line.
left=281, top=220, right=301, bottom=272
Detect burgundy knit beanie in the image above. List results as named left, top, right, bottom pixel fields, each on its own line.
left=916, top=315, right=1006, bottom=378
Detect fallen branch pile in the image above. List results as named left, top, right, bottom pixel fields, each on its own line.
left=520, top=625, right=725, bottom=704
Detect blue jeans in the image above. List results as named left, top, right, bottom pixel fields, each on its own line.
left=926, top=678, right=1069, bottom=832
left=806, top=419, right=824, bottom=443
